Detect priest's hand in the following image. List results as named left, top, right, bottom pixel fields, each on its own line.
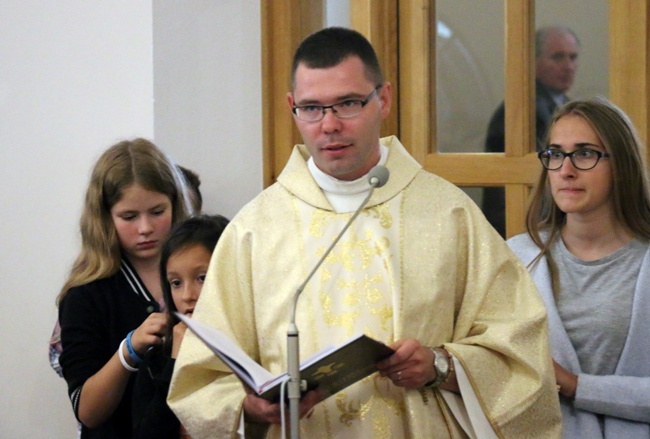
left=242, top=388, right=321, bottom=424
left=376, top=338, right=459, bottom=392
left=376, top=339, right=435, bottom=388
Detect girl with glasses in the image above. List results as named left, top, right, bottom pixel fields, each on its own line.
left=508, top=97, right=650, bottom=438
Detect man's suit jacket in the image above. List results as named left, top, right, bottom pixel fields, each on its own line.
left=482, top=81, right=567, bottom=236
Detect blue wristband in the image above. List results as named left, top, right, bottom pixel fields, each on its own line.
left=125, top=330, right=143, bottom=364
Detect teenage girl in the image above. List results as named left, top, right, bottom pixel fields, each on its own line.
left=57, top=138, right=194, bottom=438
left=508, top=98, right=650, bottom=437
left=131, top=214, right=230, bottom=439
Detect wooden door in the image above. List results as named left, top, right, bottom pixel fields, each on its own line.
left=261, top=0, right=650, bottom=237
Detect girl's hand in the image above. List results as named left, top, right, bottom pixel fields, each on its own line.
left=131, top=312, right=168, bottom=355
left=553, top=359, right=578, bottom=398
left=171, top=321, right=188, bottom=358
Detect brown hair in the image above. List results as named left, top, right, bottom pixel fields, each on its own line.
left=526, top=97, right=650, bottom=267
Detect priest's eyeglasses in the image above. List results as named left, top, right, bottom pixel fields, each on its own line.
left=292, top=85, right=382, bottom=122
left=538, top=147, right=610, bottom=171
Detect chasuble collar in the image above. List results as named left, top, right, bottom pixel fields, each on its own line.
left=277, top=136, right=421, bottom=211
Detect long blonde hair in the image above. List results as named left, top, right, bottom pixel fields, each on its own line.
left=57, top=138, right=194, bottom=304
left=526, top=97, right=650, bottom=266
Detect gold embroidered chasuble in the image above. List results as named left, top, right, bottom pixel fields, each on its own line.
left=168, top=136, right=562, bottom=439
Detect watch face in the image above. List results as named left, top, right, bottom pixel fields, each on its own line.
left=435, top=351, right=449, bottom=374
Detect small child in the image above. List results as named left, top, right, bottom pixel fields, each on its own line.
left=131, top=214, right=230, bottom=439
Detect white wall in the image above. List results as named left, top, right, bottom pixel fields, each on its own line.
left=0, top=2, right=261, bottom=437
left=152, top=1, right=262, bottom=219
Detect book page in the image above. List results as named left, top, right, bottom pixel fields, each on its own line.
left=178, top=313, right=395, bottom=402
left=176, top=313, right=274, bottom=391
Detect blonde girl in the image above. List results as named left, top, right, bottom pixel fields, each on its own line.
left=57, top=138, right=194, bottom=438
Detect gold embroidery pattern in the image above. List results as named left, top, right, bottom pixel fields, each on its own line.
left=305, top=203, right=406, bottom=436
left=311, top=207, right=395, bottom=335
left=334, top=392, right=372, bottom=427
left=309, top=208, right=332, bottom=238
left=318, top=229, right=382, bottom=271
left=320, top=287, right=359, bottom=333
left=333, top=377, right=406, bottom=432
left=335, top=274, right=393, bottom=332
left=368, top=202, right=392, bottom=229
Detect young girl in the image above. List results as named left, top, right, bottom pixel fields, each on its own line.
left=508, top=98, right=650, bottom=437
left=57, top=138, right=195, bottom=438
left=131, top=214, right=229, bottom=439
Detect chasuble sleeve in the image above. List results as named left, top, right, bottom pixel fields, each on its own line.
left=399, top=171, right=562, bottom=438
left=444, top=209, right=562, bottom=438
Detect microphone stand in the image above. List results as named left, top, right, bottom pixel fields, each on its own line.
left=286, top=172, right=385, bottom=439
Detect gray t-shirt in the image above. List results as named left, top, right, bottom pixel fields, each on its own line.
left=551, top=238, right=645, bottom=375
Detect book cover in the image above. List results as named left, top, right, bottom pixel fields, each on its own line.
left=176, top=313, right=394, bottom=402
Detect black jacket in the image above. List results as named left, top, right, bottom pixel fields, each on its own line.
left=132, top=350, right=180, bottom=439
left=59, top=259, right=159, bottom=439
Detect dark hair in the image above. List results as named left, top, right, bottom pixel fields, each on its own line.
left=178, top=165, right=202, bottom=212
left=159, top=214, right=230, bottom=355
left=291, top=27, right=383, bottom=89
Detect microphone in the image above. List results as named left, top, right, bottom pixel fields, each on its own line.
left=368, top=165, right=389, bottom=188
left=286, top=164, right=390, bottom=439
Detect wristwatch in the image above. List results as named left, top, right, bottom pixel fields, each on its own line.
left=425, top=347, right=452, bottom=388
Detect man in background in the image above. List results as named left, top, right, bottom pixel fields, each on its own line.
left=483, top=25, right=580, bottom=237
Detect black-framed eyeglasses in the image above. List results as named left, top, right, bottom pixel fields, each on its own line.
left=292, top=85, right=382, bottom=122
left=538, top=147, right=610, bottom=171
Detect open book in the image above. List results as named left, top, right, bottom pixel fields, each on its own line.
left=176, top=313, right=394, bottom=402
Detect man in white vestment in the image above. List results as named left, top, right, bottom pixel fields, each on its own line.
left=168, top=27, right=562, bottom=438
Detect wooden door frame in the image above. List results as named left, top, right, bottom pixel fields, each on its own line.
left=261, top=0, right=650, bottom=237
left=400, top=0, right=538, bottom=237
left=609, top=2, right=650, bottom=150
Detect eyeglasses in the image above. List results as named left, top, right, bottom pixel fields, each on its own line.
left=538, top=147, right=610, bottom=171
left=291, top=85, right=382, bottom=122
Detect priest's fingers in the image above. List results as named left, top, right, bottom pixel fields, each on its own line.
left=299, top=389, right=322, bottom=418
left=390, top=370, right=406, bottom=386
left=376, top=338, right=424, bottom=373
left=243, top=393, right=283, bottom=425
left=387, top=368, right=424, bottom=389
left=377, top=341, right=439, bottom=388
